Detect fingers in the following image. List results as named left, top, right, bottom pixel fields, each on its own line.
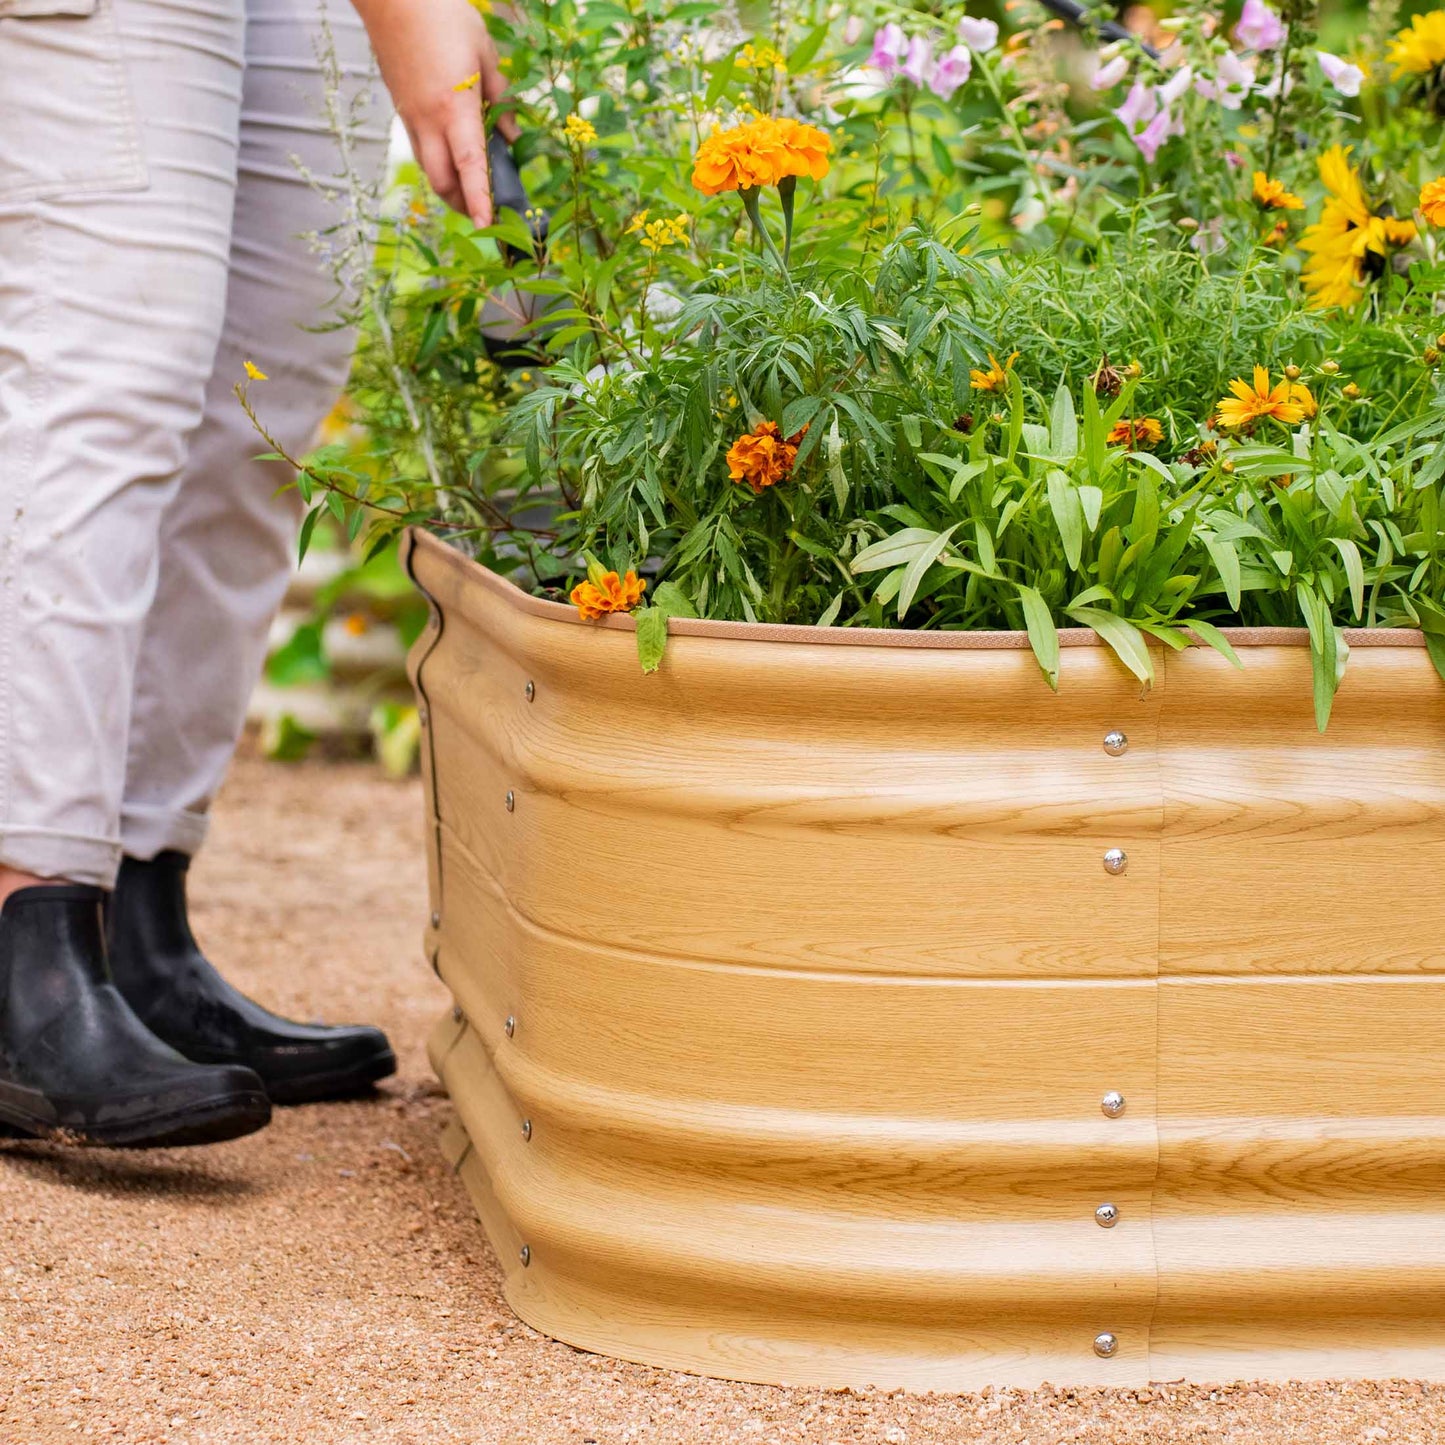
left=412, top=125, right=466, bottom=218
left=445, top=104, right=494, bottom=227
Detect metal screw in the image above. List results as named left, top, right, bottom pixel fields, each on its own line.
left=524, top=681, right=535, bottom=702
left=430, top=910, right=441, bottom=929
left=1103, top=847, right=1128, bottom=875
left=1093, top=1332, right=1118, bottom=1358
left=1101, top=1090, right=1126, bottom=1117
left=521, top=1119, right=532, bottom=1142
left=504, top=1015, right=516, bottom=1038
left=505, top=790, right=515, bottom=812
left=519, top=1245, right=531, bottom=1267
left=1095, top=1202, right=1119, bottom=1228
left=1103, top=730, right=1128, bottom=756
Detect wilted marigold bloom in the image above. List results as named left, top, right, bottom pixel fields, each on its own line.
left=1299, top=146, right=1418, bottom=309
left=692, top=115, right=831, bottom=195
left=1388, top=9, right=1445, bottom=76
left=1215, top=366, right=1316, bottom=429
left=1421, top=178, right=1445, bottom=227
left=562, top=113, right=598, bottom=145
left=571, top=570, right=647, bottom=620
left=969, top=351, right=1019, bottom=392
left=726, top=421, right=801, bottom=493
left=1107, top=417, right=1164, bottom=448
left=1253, top=172, right=1303, bottom=210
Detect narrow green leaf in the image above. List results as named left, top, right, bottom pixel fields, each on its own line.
left=1067, top=606, right=1154, bottom=686
left=897, top=526, right=958, bottom=619
left=1017, top=584, right=1060, bottom=691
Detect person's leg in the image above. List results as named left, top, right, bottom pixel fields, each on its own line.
left=106, top=0, right=396, bottom=1103
left=0, top=0, right=277, bottom=1144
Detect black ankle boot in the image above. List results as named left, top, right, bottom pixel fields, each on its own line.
left=0, top=886, right=270, bottom=1147
left=108, top=853, right=396, bottom=1104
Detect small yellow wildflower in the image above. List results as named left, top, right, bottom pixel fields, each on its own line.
left=1421, top=178, right=1445, bottom=227
left=1388, top=9, right=1445, bottom=76
left=243, top=360, right=268, bottom=381
left=563, top=113, right=598, bottom=146
left=452, top=71, right=481, bottom=93
left=736, top=42, right=787, bottom=72
left=626, top=211, right=690, bottom=252
left=1215, top=366, right=1315, bottom=430
left=1252, top=172, right=1303, bottom=210
left=969, top=351, right=1019, bottom=393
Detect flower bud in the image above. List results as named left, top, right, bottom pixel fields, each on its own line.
left=1125, top=360, right=1143, bottom=378
left=1220, top=459, right=1236, bottom=474
left=1438, top=331, right=1445, bottom=349
left=1176, top=216, right=1200, bottom=232
left=1342, top=382, right=1362, bottom=399
left=1157, top=16, right=1188, bottom=30
left=1425, top=347, right=1441, bottom=366
left=1284, top=364, right=1301, bottom=381
left=1320, top=359, right=1340, bottom=375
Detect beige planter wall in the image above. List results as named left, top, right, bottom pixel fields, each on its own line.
left=403, top=528, right=1445, bottom=1391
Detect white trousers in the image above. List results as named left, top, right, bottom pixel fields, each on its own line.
left=0, top=0, right=389, bottom=886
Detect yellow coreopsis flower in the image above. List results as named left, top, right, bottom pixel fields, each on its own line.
left=628, top=212, right=690, bottom=252
left=243, top=360, right=268, bottom=381
left=1298, top=146, right=1418, bottom=309
left=737, top=42, right=787, bottom=72
left=969, top=352, right=1019, bottom=392
left=1215, top=367, right=1316, bottom=430
left=1388, top=9, right=1445, bottom=77
left=1252, top=172, right=1303, bottom=210
left=1421, top=177, right=1445, bottom=227
left=562, top=113, right=598, bottom=145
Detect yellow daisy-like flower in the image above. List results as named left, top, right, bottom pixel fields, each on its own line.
left=969, top=351, right=1019, bottom=392
left=1388, top=9, right=1445, bottom=76
left=1298, top=146, right=1418, bottom=309
left=562, top=113, right=598, bottom=145
left=1215, top=367, right=1316, bottom=430
left=1252, top=172, right=1303, bottom=210
left=627, top=211, right=690, bottom=252
left=737, top=42, right=787, bottom=72
left=243, top=360, right=268, bottom=381
left=1106, top=417, right=1164, bottom=448
left=452, top=71, right=481, bottom=93
left=1421, top=177, right=1445, bottom=227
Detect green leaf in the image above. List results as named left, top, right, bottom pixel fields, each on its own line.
left=651, top=580, right=698, bottom=619
left=1047, top=469, right=1084, bottom=570
left=1185, top=618, right=1243, bottom=670
left=635, top=607, right=670, bottom=674
left=1330, top=537, right=1365, bottom=620
left=259, top=712, right=317, bottom=763
left=266, top=621, right=329, bottom=687
left=852, top=528, right=941, bottom=573
left=787, top=21, right=830, bottom=72
left=1066, top=606, right=1154, bottom=686
left=816, top=591, right=844, bottom=627
left=1017, top=584, right=1059, bottom=691
left=826, top=415, right=847, bottom=509
left=1049, top=383, right=1078, bottom=461
left=1204, top=536, right=1242, bottom=610
left=897, top=526, right=958, bottom=619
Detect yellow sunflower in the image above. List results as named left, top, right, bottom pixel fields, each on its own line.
left=1388, top=9, right=1445, bottom=76
left=1298, top=146, right=1418, bottom=309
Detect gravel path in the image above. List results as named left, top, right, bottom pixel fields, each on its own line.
left=3, top=754, right=1441, bottom=1444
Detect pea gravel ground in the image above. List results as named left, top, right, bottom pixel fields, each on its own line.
left=2, top=753, right=1440, bottom=1444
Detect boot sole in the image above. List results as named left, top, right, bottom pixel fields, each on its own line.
left=0, top=1087, right=271, bottom=1149
left=264, top=1044, right=398, bottom=1106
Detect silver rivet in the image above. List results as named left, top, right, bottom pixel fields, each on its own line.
left=1095, top=1202, right=1119, bottom=1228
left=451, top=1003, right=463, bottom=1023
left=521, top=1119, right=532, bottom=1141
left=1093, top=1332, right=1118, bottom=1358
left=504, top=1015, right=516, bottom=1038
left=1103, top=847, right=1127, bottom=875
left=430, top=910, right=441, bottom=929
left=519, top=1245, right=531, bottom=1267
left=505, top=790, right=515, bottom=812
left=1103, top=729, right=1128, bottom=756
left=524, top=681, right=535, bottom=702
left=1101, top=1090, right=1125, bottom=1117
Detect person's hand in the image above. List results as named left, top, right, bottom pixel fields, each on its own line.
left=352, top=0, right=518, bottom=225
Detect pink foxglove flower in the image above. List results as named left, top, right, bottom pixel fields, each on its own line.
left=1113, top=78, right=1159, bottom=136
left=956, top=14, right=999, bottom=53
left=1234, top=0, right=1285, bottom=52
left=867, top=22, right=907, bottom=74
left=1157, top=64, right=1195, bottom=105
left=1316, top=50, right=1364, bottom=97
left=902, top=33, right=935, bottom=86
left=1195, top=50, right=1257, bottom=108
left=1091, top=53, right=1130, bottom=90
left=929, top=43, right=974, bottom=98
left=1134, top=105, right=1179, bottom=163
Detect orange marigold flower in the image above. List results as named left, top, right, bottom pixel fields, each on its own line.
left=1252, top=172, right=1304, bottom=210
left=571, top=570, right=647, bottom=620
left=1107, top=417, right=1165, bottom=448
left=1215, top=366, right=1315, bottom=429
left=692, top=115, right=831, bottom=195
left=1421, top=177, right=1445, bottom=227
left=726, top=420, right=800, bottom=493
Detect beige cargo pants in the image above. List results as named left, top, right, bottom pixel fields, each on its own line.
left=0, top=0, right=389, bottom=886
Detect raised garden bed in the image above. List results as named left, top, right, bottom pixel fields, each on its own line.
left=405, top=527, right=1445, bottom=1390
